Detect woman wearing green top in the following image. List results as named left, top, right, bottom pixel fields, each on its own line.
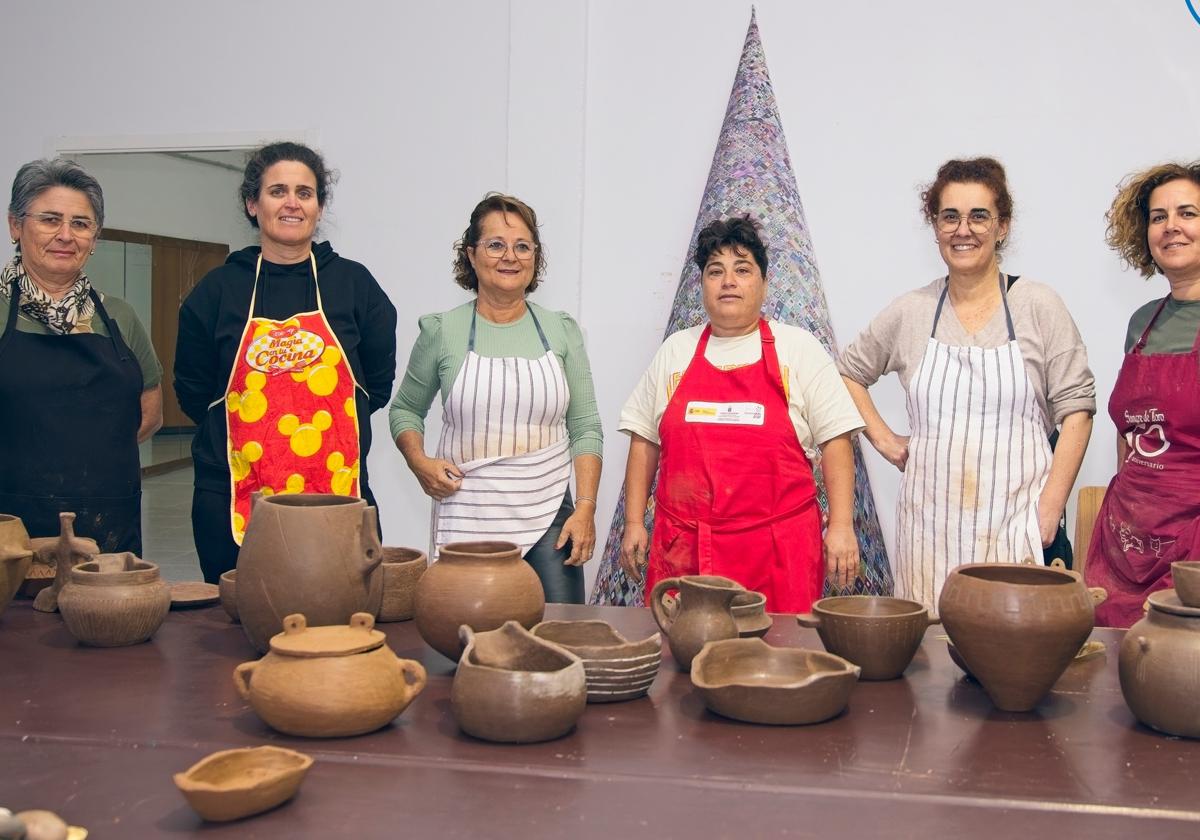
left=390, top=194, right=603, bottom=603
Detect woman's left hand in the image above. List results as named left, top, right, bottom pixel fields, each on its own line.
left=556, top=507, right=596, bottom=566
left=1037, top=502, right=1063, bottom=549
left=823, top=524, right=860, bottom=589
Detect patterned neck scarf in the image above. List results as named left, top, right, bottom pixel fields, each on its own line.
left=0, top=255, right=95, bottom=335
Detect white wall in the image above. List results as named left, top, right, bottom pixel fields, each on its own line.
left=3, top=0, right=1199, bottom=589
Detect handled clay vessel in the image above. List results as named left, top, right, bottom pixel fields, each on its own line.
left=378, top=546, right=427, bottom=622
left=650, top=575, right=740, bottom=671
left=57, top=553, right=171, bottom=646
left=797, top=596, right=940, bottom=680
left=0, top=514, right=33, bottom=617
left=1119, top=590, right=1200, bottom=738
left=938, top=563, right=1099, bottom=712
left=30, top=511, right=97, bottom=612
left=236, top=494, right=384, bottom=653
left=414, top=541, right=545, bottom=660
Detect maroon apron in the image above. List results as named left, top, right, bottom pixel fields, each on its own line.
left=1086, top=297, right=1200, bottom=627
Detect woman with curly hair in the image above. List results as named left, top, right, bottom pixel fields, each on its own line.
left=1086, top=162, right=1200, bottom=627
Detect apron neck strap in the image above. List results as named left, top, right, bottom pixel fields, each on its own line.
left=932, top=272, right=1016, bottom=341
left=88, top=288, right=132, bottom=362
left=469, top=301, right=548, bottom=353
left=250, top=251, right=320, bottom=318
left=1133, top=296, right=1173, bottom=354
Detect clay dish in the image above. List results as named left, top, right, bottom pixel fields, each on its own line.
left=690, top=638, right=860, bottom=725
left=378, top=547, right=427, bottom=622
left=1171, top=562, right=1200, bottom=608
left=452, top=621, right=587, bottom=742
left=532, top=620, right=663, bottom=702
left=0, top=514, right=33, bottom=616
left=219, top=570, right=239, bottom=622
left=170, top=581, right=220, bottom=609
left=174, top=745, right=313, bottom=822
left=797, top=596, right=940, bottom=680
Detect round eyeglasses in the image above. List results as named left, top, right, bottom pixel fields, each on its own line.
left=936, top=209, right=997, bottom=235
left=477, top=238, right=536, bottom=260
left=22, top=212, right=99, bottom=238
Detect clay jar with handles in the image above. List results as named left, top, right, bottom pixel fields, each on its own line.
left=0, top=514, right=33, bottom=617
left=650, top=575, right=741, bottom=670
left=57, top=553, right=171, bottom=646
left=1119, top=590, right=1200, bottom=738
left=234, top=612, right=427, bottom=738
left=236, top=494, right=384, bottom=654
left=414, top=540, right=545, bottom=661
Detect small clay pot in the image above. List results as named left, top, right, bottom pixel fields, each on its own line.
left=378, top=547, right=427, bottom=622
left=174, top=745, right=313, bottom=822
left=797, top=596, right=940, bottom=680
left=0, top=514, right=33, bottom=617
left=1171, top=561, right=1200, bottom=608
left=57, top=553, right=170, bottom=647
left=452, top=621, right=587, bottom=742
left=219, top=569, right=239, bottom=623
left=650, top=575, right=741, bottom=670
left=732, top=590, right=773, bottom=638
left=1119, top=589, right=1200, bottom=738
left=532, top=620, right=662, bottom=702
left=234, top=612, right=426, bottom=738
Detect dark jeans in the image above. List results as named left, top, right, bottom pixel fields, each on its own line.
left=524, top=490, right=585, bottom=604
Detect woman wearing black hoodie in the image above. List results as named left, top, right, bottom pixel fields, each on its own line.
left=174, top=142, right=397, bottom=583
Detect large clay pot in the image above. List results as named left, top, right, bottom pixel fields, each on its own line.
left=414, top=541, right=545, bottom=661
left=0, top=514, right=33, bottom=617
left=650, top=575, right=740, bottom=671
left=378, top=547, right=427, bottom=622
left=234, top=612, right=427, bottom=738
left=938, top=563, right=1098, bottom=712
left=797, top=596, right=941, bottom=680
left=236, top=494, right=384, bottom=654
left=57, top=553, right=171, bottom=647
left=1119, top=589, right=1200, bottom=738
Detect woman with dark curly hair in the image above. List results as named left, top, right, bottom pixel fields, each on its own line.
left=175, top=141, right=397, bottom=583
left=1087, top=161, right=1200, bottom=627
left=390, top=193, right=602, bottom=604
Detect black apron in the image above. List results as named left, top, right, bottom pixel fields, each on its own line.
left=0, top=281, right=144, bottom=554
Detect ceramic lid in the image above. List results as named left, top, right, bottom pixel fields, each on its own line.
left=268, top=613, right=385, bottom=658
left=1146, top=589, right=1200, bottom=619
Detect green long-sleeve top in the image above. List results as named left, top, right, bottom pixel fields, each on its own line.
left=389, top=301, right=604, bottom=459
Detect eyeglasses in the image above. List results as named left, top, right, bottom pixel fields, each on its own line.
left=476, top=238, right=536, bottom=260
left=22, top=212, right=99, bottom=238
left=936, top=209, right=997, bottom=235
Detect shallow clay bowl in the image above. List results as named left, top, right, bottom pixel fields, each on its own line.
left=532, top=620, right=661, bottom=659
left=378, top=547, right=427, bottom=622
left=691, top=638, right=860, bottom=725
left=219, top=569, right=239, bottom=622
left=174, top=746, right=313, bottom=822
left=797, top=596, right=940, bottom=680
left=1172, top=561, right=1200, bottom=608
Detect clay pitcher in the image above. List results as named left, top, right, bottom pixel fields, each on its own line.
left=236, top=494, right=384, bottom=654
left=650, top=575, right=740, bottom=670
left=0, top=514, right=34, bottom=617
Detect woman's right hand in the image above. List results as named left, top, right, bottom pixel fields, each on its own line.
left=411, top=455, right=463, bottom=500
left=871, top=430, right=911, bottom=472
left=619, top=522, right=650, bottom=583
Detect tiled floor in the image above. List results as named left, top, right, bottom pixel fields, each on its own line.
left=142, top=466, right=203, bottom=582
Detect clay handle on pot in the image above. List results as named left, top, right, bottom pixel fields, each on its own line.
left=796, top=613, right=822, bottom=629
left=650, top=577, right=682, bottom=634
left=1087, top=587, right=1108, bottom=606
left=397, top=658, right=428, bottom=702
left=350, top=612, right=375, bottom=631
left=233, top=661, right=257, bottom=700
left=360, top=507, right=384, bottom=577
left=283, top=614, right=308, bottom=634
left=1137, top=635, right=1150, bottom=653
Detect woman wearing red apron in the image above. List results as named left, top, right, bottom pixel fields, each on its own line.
left=1087, top=162, right=1200, bottom=627
left=618, top=217, right=864, bottom=613
left=175, top=143, right=397, bottom=583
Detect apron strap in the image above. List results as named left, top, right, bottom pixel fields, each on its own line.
left=249, top=252, right=319, bottom=319
left=931, top=271, right=1016, bottom=341
left=469, top=302, right=551, bottom=353
left=88, top=288, right=134, bottom=363
left=0, top=280, right=20, bottom=355
left=757, top=319, right=788, bottom=403
left=1132, top=296, right=1172, bottom=354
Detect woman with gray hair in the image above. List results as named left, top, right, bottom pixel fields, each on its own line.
left=1, top=158, right=162, bottom=554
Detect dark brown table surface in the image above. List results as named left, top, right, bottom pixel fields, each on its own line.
left=1, top=600, right=1197, bottom=839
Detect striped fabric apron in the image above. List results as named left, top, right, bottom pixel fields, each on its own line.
left=896, top=275, right=1052, bottom=609
left=432, top=305, right=572, bottom=556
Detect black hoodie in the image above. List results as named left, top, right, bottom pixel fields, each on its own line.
left=174, top=242, right=397, bottom=494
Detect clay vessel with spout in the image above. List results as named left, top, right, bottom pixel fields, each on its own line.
left=31, top=512, right=97, bottom=612
left=650, top=575, right=740, bottom=670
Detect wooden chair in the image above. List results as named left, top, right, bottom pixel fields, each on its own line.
left=1073, top=486, right=1107, bottom=578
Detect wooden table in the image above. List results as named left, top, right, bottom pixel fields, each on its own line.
left=1, top=601, right=1197, bottom=838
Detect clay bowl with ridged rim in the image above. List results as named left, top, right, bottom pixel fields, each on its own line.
left=532, top=620, right=663, bottom=703
left=1171, top=561, right=1200, bottom=608
left=174, top=745, right=313, bottom=822
left=690, top=637, right=860, bottom=725
left=797, top=596, right=940, bottom=680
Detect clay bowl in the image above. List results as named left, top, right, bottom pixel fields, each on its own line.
left=452, top=621, right=587, bottom=742
left=797, top=596, right=940, bottom=680
left=1171, top=561, right=1200, bottom=608
left=662, top=586, right=770, bottom=638
left=57, top=554, right=170, bottom=647
left=690, top=638, right=860, bottom=725
left=532, top=620, right=662, bottom=702
left=0, top=514, right=34, bottom=616
left=378, top=547, right=427, bottom=622
left=174, top=745, right=313, bottom=822
left=219, top=570, right=239, bottom=622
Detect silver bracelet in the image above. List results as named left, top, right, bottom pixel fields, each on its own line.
left=575, top=496, right=597, bottom=505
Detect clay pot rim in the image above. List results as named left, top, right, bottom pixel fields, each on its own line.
left=531, top=620, right=662, bottom=659
left=173, top=746, right=313, bottom=794
left=382, top=547, right=428, bottom=567
left=952, top=563, right=1077, bottom=586
left=460, top=622, right=583, bottom=675
left=258, top=493, right=365, bottom=508
left=690, top=638, right=861, bottom=691
left=811, top=595, right=931, bottom=621
left=220, top=569, right=237, bottom=582
left=1147, top=589, right=1200, bottom=618
left=70, top=558, right=160, bottom=583
left=438, top=540, right=521, bottom=560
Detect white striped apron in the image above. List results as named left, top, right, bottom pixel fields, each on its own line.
left=896, top=275, right=1052, bottom=609
left=432, top=305, right=572, bottom=556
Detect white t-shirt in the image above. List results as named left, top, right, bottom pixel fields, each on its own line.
left=619, top=320, right=864, bottom=462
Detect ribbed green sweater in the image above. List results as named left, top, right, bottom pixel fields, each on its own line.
left=389, top=301, right=603, bottom=458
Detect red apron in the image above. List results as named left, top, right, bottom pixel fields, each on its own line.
left=1086, top=297, right=1200, bottom=627
left=645, top=319, right=822, bottom=613
left=221, top=254, right=362, bottom=544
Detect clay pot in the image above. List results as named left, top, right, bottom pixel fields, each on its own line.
left=174, top=745, right=313, bottom=822
left=30, top=512, right=98, bottom=612
left=532, top=620, right=662, bottom=702
left=691, top=638, right=861, bottom=725
left=1171, top=561, right=1200, bottom=608
left=378, top=547, right=427, bottom=622
left=414, top=541, right=545, bottom=661
left=938, top=563, right=1099, bottom=712
left=234, top=612, right=426, bottom=738
left=732, top=590, right=773, bottom=637
left=1119, top=589, right=1200, bottom=738
left=219, top=570, right=239, bottom=623
left=57, top=553, right=170, bottom=647
left=0, top=514, right=33, bottom=617
left=650, top=575, right=740, bottom=670
left=236, top=494, right=384, bottom=654
left=797, top=596, right=940, bottom=680
left=452, top=622, right=587, bottom=742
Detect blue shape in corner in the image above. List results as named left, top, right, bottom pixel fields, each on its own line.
left=1189, top=0, right=1200, bottom=26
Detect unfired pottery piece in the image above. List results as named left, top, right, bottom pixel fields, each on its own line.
left=57, top=554, right=170, bottom=647
left=731, top=590, right=773, bottom=638
left=236, top=494, right=384, bottom=654
left=938, top=563, right=1099, bottom=712
left=691, top=638, right=861, bottom=725
left=170, top=582, right=220, bottom=609
left=1170, top=561, right=1200, bottom=608
left=173, top=745, right=314, bottom=822
left=452, top=621, right=587, bottom=742
left=234, top=612, right=426, bottom=738
left=378, top=547, right=427, bottom=622
left=0, top=514, right=33, bottom=617
left=31, top=513, right=97, bottom=612
left=218, top=570, right=239, bottom=623
left=1119, top=589, right=1200, bottom=738
left=797, top=596, right=940, bottom=680
left=415, top=541, right=545, bottom=661
left=12, top=810, right=68, bottom=840
left=650, top=575, right=741, bottom=670
left=532, top=620, right=662, bottom=702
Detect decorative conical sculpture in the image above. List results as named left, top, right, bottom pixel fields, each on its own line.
left=590, top=9, right=892, bottom=606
